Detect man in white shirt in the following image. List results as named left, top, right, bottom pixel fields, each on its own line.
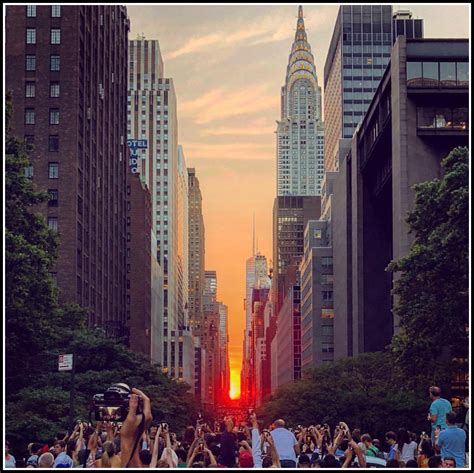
left=270, top=419, right=299, bottom=468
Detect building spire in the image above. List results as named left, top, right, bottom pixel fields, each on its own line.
left=298, top=5, right=304, bottom=20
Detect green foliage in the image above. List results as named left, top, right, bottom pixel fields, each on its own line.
left=5, top=93, right=62, bottom=392
left=258, top=352, right=427, bottom=438
left=5, top=94, right=198, bottom=456
left=387, top=146, right=469, bottom=391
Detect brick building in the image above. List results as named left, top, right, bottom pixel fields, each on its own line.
left=6, top=5, right=130, bottom=335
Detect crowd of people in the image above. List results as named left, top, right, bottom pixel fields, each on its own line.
left=5, top=386, right=469, bottom=469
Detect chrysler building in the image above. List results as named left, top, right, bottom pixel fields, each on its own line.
left=276, top=5, right=324, bottom=196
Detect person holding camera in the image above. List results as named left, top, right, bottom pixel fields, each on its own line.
left=119, top=387, right=152, bottom=468
left=217, top=416, right=238, bottom=467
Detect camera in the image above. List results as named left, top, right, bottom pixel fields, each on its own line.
left=91, top=383, right=142, bottom=422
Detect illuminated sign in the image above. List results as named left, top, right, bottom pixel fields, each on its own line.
left=127, top=139, right=148, bottom=174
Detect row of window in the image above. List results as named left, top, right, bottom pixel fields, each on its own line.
left=26, top=54, right=60, bottom=71
left=25, top=108, right=60, bottom=125
left=27, top=5, right=61, bottom=17
left=406, top=61, right=469, bottom=88
left=26, top=28, right=61, bottom=45
left=25, top=82, right=60, bottom=98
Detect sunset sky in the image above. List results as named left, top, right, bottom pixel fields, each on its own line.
left=127, top=3, right=469, bottom=397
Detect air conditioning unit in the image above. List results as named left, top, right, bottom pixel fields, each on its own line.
left=100, top=15, right=103, bottom=26
left=99, top=84, right=104, bottom=100
left=87, top=107, right=91, bottom=120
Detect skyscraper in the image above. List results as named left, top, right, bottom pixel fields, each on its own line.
left=324, top=6, right=424, bottom=173
left=218, top=302, right=230, bottom=400
left=202, top=271, right=220, bottom=409
left=242, top=253, right=271, bottom=403
left=188, top=168, right=205, bottom=397
left=6, top=5, right=130, bottom=336
left=128, top=38, right=184, bottom=380
left=277, top=5, right=324, bottom=196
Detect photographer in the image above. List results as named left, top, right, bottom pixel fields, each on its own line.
left=120, top=388, right=153, bottom=468
left=217, top=416, right=237, bottom=467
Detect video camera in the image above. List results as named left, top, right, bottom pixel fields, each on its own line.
left=91, top=383, right=142, bottom=422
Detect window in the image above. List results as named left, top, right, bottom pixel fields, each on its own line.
left=26, top=28, right=36, bottom=44
left=322, top=256, right=333, bottom=268
left=24, top=165, right=34, bottom=178
left=51, top=5, right=61, bottom=17
left=322, top=290, right=333, bottom=301
left=50, top=55, right=60, bottom=71
left=50, top=82, right=60, bottom=97
left=48, top=162, right=59, bottom=179
left=439, top=63, right=456, bottom=87
left=26, top=5, right=36, bottom=17
left=51, top=29, right=61, bottom=44
left=24, top=135, right=35, bottom=146
left=48, top=189, right=58, bottom=206
left=422, top=62, right=439, bottom=87
left=25, top=82, right=36, bottom=98
left=456, top=62, right=469, bottom=86
left=49, top=109, right=60, bottom=124
left=26, top=55, right=36, bottom=71
left=25, top=108, right=35, bottom=124
left=406, top=61, right=422, bottom=86
left=49, top=135, right=59, bottom=151
left=48, top=217, right=58, bottom=231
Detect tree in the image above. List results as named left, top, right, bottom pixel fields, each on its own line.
left=5, top=93, right=62, bottom=393
left=387, top=146, right=469, bottom=393
left=258, top=352, right=427, bottom=439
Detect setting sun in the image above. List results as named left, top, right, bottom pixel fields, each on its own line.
left=229, top=370, right=241, bottom=400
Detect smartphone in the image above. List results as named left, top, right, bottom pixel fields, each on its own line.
left=199, top=443, right=204, bottom=452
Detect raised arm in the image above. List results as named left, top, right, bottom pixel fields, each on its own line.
left=349, top=440, right=366, bottom=468
left=150, top=426, right=162, bottom=468
left=249, top=412, right=263, bottom=468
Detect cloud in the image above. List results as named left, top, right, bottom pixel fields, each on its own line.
left=179, top=85, right=279, bottom=124
left=164, top=6, right=337, bottom=60
left=183, top=141, right=274, bottom=161
left=201, top=125, right=276, bottom=137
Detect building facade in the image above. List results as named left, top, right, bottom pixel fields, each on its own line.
left=271, top=264, right=301, bottom=392
left=218, top=302, right=230, bottom=401
left=300, top=220, right=334, bottom=371
left=188, top=168, right=205, bottom=335
left=128, top=38, right=187, bottom=380
left=277, top=5, right=324, bottom=196
left=126, top=170, right=163, bottom=364
left=202, top=271, right=221, bottom=410
left=272, top=195, right=320, bottom=313
left=6, top=5, right=130, bottom=336
left=324, top=6, right=424, bottom=173
left=242, top=253, right=271, bottom=403
left=332, top=38, right=469, bottom=360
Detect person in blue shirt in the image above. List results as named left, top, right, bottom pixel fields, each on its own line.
left=384, top=431, right=397, bottom=460
left=428, top=386, right=452, bottom=442
left=435, top=411, right=466, bottom=468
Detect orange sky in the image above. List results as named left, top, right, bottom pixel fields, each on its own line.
left=128, top=4, right=470, bottom=397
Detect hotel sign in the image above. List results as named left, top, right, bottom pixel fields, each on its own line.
left=127, top=139, right=148, bottom=174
